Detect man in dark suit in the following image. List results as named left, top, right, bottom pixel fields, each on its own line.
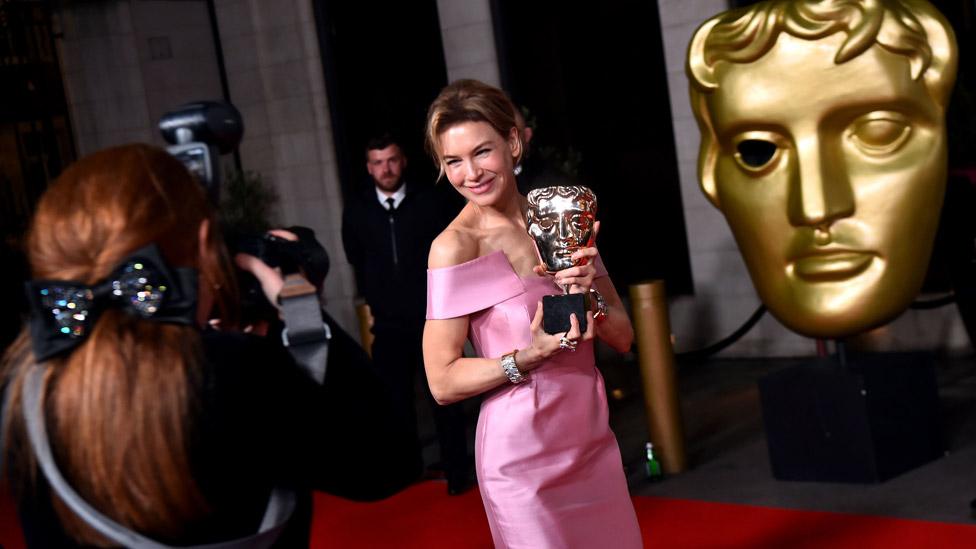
left=341, top=134, right=469, bottom=495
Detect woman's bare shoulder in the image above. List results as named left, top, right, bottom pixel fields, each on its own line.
left=429, top=222, right=480, bottom=269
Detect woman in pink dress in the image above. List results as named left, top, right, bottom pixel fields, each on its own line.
left=422, top=79, right=642, bottom=548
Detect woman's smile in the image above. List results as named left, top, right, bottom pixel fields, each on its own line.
left=466, top=174, right=496, bottom=195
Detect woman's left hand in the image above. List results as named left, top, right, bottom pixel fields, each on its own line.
left=533, top=221, right=601, bottom=295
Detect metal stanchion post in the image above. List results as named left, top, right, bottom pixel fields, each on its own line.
left=355, top=301, right=375, bottom=357
left=629, top=280, right=687, bottom=474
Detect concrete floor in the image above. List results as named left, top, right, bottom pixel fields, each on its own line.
left=615, top=355, right=976, bottom=524
left=419, top=352, right=976, bottom=524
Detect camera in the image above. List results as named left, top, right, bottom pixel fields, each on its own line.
left=159, top=101, right=328, bottom=323
left=159, top=101, right=243, bottom=200
left=233, top=227, right=329, bottom=285
left=232, top=227, right=331, bottom=323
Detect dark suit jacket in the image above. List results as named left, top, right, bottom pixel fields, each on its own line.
left=341, top=183, right=454, bottom=332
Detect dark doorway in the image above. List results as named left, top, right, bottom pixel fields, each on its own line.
left=0, top=0, right=74, bottom=352
left=0, top=0, right=74, bottom=241
left=492, top=1, right=694, bottom=294
left=312, top=0, right=449, bottom=200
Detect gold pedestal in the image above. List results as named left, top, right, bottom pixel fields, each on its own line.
left=629, top=281, right=686, bottom=474
left=355, top=301, right=374, bottom=357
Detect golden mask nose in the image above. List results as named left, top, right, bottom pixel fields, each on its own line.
left=788, top=137, right=855, bottom=228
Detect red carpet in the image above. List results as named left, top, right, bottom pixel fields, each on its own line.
left=0, top=487, right=25, bottom=549
left=309, top=481, right=976, bottom=549
left=5, top=482, right=976, bottom=548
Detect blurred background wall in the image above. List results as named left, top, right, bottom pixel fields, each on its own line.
left=3, top=0, right=974, bottom=358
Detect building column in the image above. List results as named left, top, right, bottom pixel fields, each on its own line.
left=213, top=0, right=358, bottom=336
left=435, top=0, right=501, bottom=86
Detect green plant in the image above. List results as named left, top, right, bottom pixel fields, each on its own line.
left=537, top=144, right=583, bottom=178
left=219, top=169, right=279, bottom=234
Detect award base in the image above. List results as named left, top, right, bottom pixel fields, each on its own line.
left=758, top=352, right=943, bottom=483
left=542, top=293, right=588, bottom=334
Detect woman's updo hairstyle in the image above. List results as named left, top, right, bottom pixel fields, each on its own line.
left=2, top=144, right=236, bottom=544
left=425, top=79, right=522, bottom=178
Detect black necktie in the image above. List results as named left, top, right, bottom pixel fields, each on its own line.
left=386, top=197, right=398, bottom=268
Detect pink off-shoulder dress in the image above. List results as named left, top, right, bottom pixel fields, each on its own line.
left=427, top=251, right=642, bottom=549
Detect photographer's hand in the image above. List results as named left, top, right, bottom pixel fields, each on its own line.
left=267, top=229, right=299, bottom=242
left=235, top=252, right=284, bottom=310
left=234, top=229, right=301, bottom=309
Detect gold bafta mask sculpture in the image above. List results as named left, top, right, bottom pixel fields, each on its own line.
left=687, top=0, right=957, bottom=338
left=527, top=185, right=598, bottom=334
left=526, top=185, right=598, bottom=274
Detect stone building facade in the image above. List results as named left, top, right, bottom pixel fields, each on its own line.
left=47, top=0, right=969, bottom=355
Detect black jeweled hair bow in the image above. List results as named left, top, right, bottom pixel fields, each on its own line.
left=25, top=244, right=198, bottom=361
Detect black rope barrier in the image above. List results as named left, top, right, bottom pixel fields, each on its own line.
left=910, top=294, right=956, bottom=310
left=667, top=292, right=954, bottom=361
left=675, top=304, right=767, bottom=361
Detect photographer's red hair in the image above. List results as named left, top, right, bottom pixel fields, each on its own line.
left=2, top=144, right=235, bottom=545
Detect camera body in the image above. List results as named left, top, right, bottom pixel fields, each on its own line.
left=231, top=228, right=331, bottom=325
left=159, top=101, right=244, bottom=201
left=159, top=101, right=328, bottom=323
left=233, top=229, right=329, bottom=284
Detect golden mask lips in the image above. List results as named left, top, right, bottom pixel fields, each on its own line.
left=551, top=247, right=578, bottom=261
left=789, top=250, right=876, bottom=282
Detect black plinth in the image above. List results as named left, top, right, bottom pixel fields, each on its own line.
left=758, top=352, right=944, bottom=483
left=542, top=293, right=588, bottom=334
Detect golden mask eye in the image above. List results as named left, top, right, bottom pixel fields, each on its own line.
left=731, top=132, right=785, bottom=174
left=535, top=216, right=555, bottom=230
left=737, top=140, right=777, bottom=168
left=848, top=112, right=911, bottom=156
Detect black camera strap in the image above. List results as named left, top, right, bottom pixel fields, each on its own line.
left=21, top=364, right=295, bottom=549
left=278, top=273, right=330, bottom=384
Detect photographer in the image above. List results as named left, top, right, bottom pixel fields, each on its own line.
left=234, top=227, right=422, bottom=502
left=0, top=144, right=407, bottom=548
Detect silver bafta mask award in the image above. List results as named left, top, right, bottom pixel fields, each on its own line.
left=526, top=185, right=597, bottom=334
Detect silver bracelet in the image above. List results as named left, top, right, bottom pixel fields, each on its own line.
left=589, top=288, right=608, bottom=321
left=500, top=350, right=527, bottom=384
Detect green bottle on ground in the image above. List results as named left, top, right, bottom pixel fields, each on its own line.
left=645, top=442, right=663, bottom=481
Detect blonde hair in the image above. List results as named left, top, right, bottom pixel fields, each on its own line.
left=425, top=79, right=522, bottom=179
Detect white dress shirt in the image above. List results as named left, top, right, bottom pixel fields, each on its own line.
left=376, top=184, right=407, bottom=210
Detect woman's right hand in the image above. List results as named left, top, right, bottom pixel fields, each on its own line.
left=522, top=301, right=595, bottom=369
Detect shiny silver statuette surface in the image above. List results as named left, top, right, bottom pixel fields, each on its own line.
left=526, top=185, right=598, bottom=334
